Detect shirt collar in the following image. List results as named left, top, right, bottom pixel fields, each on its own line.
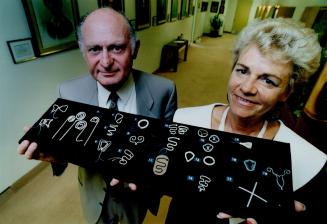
left=118, top=72, right=135, bottom=107
left=97, top=73, right=135, bottom=108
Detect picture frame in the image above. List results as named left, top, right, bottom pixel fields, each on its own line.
left=7, top=38, right=37, bottom=64
left=255, top=5, right=264, bottom=18
left=156, top=0, right=167, bottom=25
left=218, top=0, right=225, bottom=14
left=263, top=5, right=276, bottom=19
left=188, top=0, right=194, bottom=15
left=170, top=0, right=178, bottom=21
left=22, top=0, right=78, bottom=57
left=180, top=0, right=188, bottom=19
left=135, top=0, right=151, bottom=30
left=201, top=2, right=208, bottom=12
left=97, top=0, right=124, bottom=12
left=210, top=1, right=219, bottom=13
left=274, top=6, right=295, bottom=18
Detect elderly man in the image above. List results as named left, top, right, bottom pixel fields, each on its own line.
left=18, top=7, right=177, bottom=224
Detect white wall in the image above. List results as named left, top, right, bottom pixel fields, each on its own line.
left=0, top=0, right=87, bottom=193
left=0, top=0, right=194, bottom=193
left=193, top=0, right=208, bottom=41
left=224, top=0, right=238, bottom=33
left=278, top=0, right=327, bottom=20
left=248, top=0, right=327, bottom=24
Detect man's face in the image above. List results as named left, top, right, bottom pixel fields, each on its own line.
left=81, top=10, right=133, bottom=90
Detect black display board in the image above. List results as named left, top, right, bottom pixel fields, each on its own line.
left=19, top=98, right=294, bottom=222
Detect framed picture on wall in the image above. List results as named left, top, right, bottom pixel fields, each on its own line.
left=219, top=0, right=225, bottom=14
left=7, top=38, right=37, bottom=64
left=22, top=0, right=78, bottom=56
left=255, top=5, right=264, bottom=18
left=135, top=0, right=151, bottom=30
left=97, top=0, right=124, bottom=12
left=274, top=6, right=296, bottom=18
left=188, top=0, right=194, bottom=15
left=210, top=1, right=219, bottom=13
left=171, top=0, right=178, bottom=21
left=180, top=0, right=188, bottom=19
left=201, top=2, right=208, bottom=12
left=157, top=0, right=167, bottom=25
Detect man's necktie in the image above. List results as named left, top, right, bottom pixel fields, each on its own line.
left=108, top=92, right=119, bottom=111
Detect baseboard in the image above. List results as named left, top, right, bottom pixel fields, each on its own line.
left=0, top=161, right=49, bottom=200
left=14, top=162, right=49, bottom=190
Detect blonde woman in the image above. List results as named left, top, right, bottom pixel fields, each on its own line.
left=171, top=18, right=326, bottom=224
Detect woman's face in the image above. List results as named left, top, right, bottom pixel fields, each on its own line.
left=227, top=44, right=292, bottom=121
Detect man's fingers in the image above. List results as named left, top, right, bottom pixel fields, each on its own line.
left=23, top=126, right=30, bottom=133
left=18, top=140, right=30, bottom=154
left=109, top=178, right=137, bottom=191
left=110, top=178, right=120, bottom=186
left=128, top=183, right=137, bottom=191
left=24, top=142, right=38, bottom=159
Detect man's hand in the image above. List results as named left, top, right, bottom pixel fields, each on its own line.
left=110, top=178, right=137, bottom=191
left=17, top=126, right=56, bottom=163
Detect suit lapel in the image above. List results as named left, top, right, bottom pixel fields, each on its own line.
left=80, top=76, right=99, bottom=106
left=133, top=70, right=155, bottom=117
left=88, top=89, right=98, bottom=106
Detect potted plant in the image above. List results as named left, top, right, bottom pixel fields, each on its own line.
left=210, top=14, right=222, bottom=37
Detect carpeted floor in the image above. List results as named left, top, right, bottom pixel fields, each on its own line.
left=159, top=34, right=236, bottom=107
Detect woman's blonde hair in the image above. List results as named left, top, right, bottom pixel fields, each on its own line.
left=233, top=18, right=321, bottom=86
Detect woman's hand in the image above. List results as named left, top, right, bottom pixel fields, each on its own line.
left=217, top=212, right=257, bottom=224
left=217, top=200, right=306, bottom=224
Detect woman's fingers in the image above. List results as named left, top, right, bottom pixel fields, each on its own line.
left=246, top=218, right=257, bottom=224
left=217, top=212, right=257, bottom=224
left=294, top=200, right=306, bottom=212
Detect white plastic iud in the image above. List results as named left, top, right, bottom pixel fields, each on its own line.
left=138, top=119, right=149, bottom=129
left=238, top=181, right=268, bottom=207
left=129, top=135, right=144, bottom=145
left=198, top=175, right=211, bottom=192
left=266, top=167, right=290, bottom=190
left=197, top=129, right=208, bottom=138
left=96, top=139, right=112, bottom=161
left=239, top=142, right=253, bottom=149
left=244, top=159, right=256, bottom=172
left=51, top=104, right=68, bottom=119
left=84, top=117, right=100, bottom=146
